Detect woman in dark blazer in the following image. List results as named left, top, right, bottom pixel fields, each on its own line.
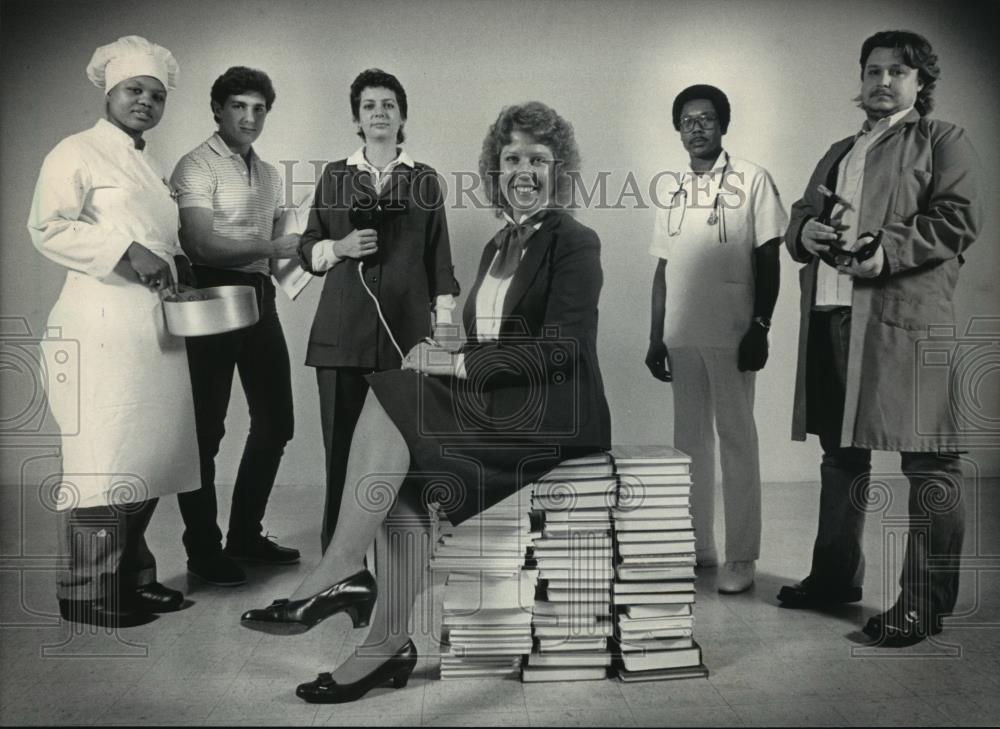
left=242, top=101, right=611, bottom=702
left=297, top=68, right=460, bottom=552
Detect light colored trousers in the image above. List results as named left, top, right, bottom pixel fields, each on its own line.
left=671, top=346, right=761, bottom=562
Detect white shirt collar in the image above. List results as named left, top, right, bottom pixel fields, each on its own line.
left=346, top=146, right=415, bottom=172
left=686, top=149, right=730, bottom=177
left=95, top=118, right=144, bottom=151
left=861, top=106, right=914, bottom=136
left=207, top=132, right=257, bottom=161
left=502, top=210, right=545, bottom=228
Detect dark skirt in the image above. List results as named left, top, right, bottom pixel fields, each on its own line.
left=366, top=369, right=600, bottom=525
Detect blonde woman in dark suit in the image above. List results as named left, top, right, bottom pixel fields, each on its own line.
left=243, top=101, right=612, bottom=703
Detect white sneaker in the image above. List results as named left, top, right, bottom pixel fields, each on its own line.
left=718, top=560, right=755, bottom=593
left=695, top=546, right=719, bottom=568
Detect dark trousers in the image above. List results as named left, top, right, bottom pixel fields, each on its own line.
left=805, top=307, right=965, bottom=616
left=316, top=367, right=372, bottom=553
left=178, top=266, right=294, bottom=558
left=57, top=499, right=158, bottom=601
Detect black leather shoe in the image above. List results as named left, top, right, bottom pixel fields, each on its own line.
left=240, top=569, right=377, bottom=635
left=777, top=578, right=862, bottom=608
left=296, top=639, right=417, bottom=704
left=224, top=535, right=300, bottom=565
left=863, top=604, right=941, bottom=647
left=188, top=553, right=247, bottom=586
left=131, top=582, right=185, bottom=612
left=59, top=598, right=157, bottom=628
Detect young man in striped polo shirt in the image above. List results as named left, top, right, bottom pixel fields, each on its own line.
left=171, top=67, right=301, bottom=586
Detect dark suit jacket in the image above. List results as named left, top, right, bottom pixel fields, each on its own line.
left=459, top=211, right=612, bottom=450
left=299, top=159, right=459, bottom=369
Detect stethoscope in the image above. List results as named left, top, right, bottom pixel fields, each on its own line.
left=667, top=155, right=730, bottom=244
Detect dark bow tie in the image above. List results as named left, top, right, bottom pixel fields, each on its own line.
left=489, top=215, right=543, bottom=279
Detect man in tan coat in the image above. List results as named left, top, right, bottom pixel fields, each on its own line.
left=778, top=30, right=980, bottom=646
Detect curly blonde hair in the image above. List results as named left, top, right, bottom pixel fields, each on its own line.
left=479, top=102, right=581, bottom=215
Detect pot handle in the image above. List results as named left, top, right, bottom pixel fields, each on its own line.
left=159, top=284, right=198, bottom=302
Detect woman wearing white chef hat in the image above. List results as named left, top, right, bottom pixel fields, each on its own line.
left=27, top=35, right=199, bottom=627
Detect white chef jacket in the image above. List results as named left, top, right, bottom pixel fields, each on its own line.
left=649, top=151, right=787, bottom=348
left=27, top=119, right=199, bottom=509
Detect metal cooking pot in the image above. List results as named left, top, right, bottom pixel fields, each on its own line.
left=161, top=285, right=259, bottom=337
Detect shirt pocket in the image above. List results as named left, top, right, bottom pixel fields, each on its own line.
left=717, top=191, right=751, bottom=248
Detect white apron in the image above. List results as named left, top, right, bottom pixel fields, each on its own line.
left=29, top=119, right=199, bottom=509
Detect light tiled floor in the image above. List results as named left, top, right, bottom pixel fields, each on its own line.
left=1, top=478, right=998, bottom=726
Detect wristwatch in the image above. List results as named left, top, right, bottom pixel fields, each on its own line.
left=752, top=316, right=771, bottom=330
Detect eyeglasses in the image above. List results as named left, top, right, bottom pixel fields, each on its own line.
left=679, top=113, right=719, bottom=132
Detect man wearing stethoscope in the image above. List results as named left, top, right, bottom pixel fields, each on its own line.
left=646, top=84, right=786, bottom=594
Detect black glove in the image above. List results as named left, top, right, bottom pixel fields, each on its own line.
left=645, top=340, right=672, bottom=382
left=738, top=323, right=768, bottom=372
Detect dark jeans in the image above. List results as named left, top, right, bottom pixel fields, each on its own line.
left=178, top=266, right=294, bottom=558
left=57, top=499, right=158, bottom=601
left=805, top=307, right=965, bottom=616
left=316, top=367, right=371, bottom=553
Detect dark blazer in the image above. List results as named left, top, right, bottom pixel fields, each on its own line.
left=459, top=211, right=612, bottom=450
left=299, top=159, right=459, bottom=369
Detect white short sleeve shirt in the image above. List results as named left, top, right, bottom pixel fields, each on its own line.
left=649, top=151, right=787, bottom=347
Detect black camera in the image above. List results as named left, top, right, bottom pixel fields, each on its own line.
left=348, top=193, right=410, bottom=230
left=819, top=232, right=881, bottom=269
left=815, top=185, right=880, bottom=268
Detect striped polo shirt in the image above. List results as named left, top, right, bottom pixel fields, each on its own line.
left=170, top=133, right=283, bottom=275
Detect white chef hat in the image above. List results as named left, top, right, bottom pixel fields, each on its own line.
left=86, top=35, right=179, bottom=93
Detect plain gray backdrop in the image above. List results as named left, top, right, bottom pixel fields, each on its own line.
left=1, top=0, right=997, bottom=494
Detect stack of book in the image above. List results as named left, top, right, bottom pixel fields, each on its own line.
left=432, top=491, right=535, bottom=679
left=522, top=454, right=616, bottom=682
left=610, top=446, right=708, bottom=682
left=439, top=571, right=536, bottom=679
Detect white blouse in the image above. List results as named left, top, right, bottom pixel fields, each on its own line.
left=474, top=215, right=543, bottom=341
left=28, top=118, right=182, bottom=278
left=453, top=215, right=543, bottom=378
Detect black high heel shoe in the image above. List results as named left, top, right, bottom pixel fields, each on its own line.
left=295, top=639, right=417, bottom=704
left=239, top=569, right=376, bottom=635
